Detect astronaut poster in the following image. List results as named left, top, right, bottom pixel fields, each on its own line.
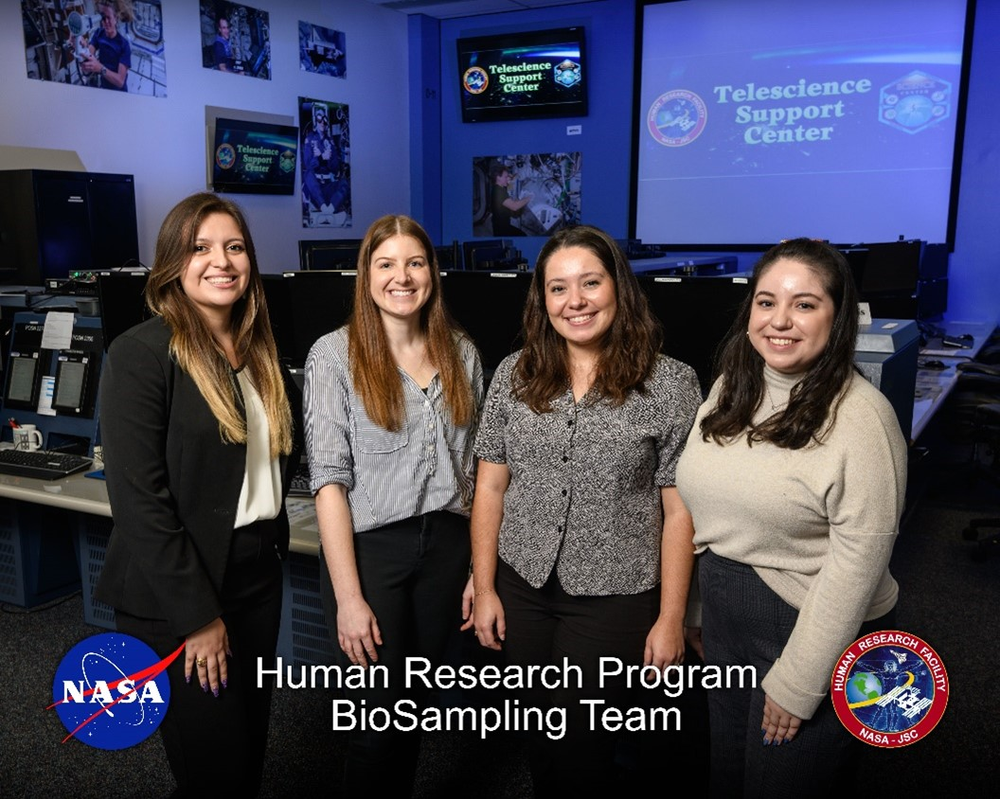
left=299, top=96, right=352, bottom=228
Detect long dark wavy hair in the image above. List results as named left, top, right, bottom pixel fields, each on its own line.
left=699, top=238, right=859, bottom=449
left=513, top=225, right=662, bottom=412
left=145, top=192, right=293, bottom=458
left=347, top=214, right=474, bottom=431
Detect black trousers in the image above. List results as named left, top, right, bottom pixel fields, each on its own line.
left=496, top=560, right=664, bottom=797
left=699, top=548, right=896, bottom=799
left=319, top=510, right=471, bottom=797
left=116, top=520, right=283, bottom=798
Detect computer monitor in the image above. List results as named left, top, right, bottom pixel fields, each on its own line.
left=97, top=271, right=150, bottom=350
left=281, top=270, right=356, bottom=367
left=439, top=271, right=532, bottom=372
left=638, top=275, right=750, bottom=393
left=298, top=239, right=362, bottom=271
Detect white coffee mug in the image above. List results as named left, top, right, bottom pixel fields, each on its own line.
left=13, top=425, right=43, bottom=452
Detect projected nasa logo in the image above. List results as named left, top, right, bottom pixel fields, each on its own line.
left=831, top=630, right=948, bottom=748
left=647, top=90, right=707, bottom=146
left=50, top=632, right=172, bottom=750
left=463, top=66, right=489, bottom=95
left=215, top=142, right=237, bottom=171
left=554, top=59, right=581, bottom=89
left=879, top=70, right=951, bottom=135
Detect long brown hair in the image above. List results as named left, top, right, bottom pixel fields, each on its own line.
left=700, top=238, right=860, bottom=449
left=145, top=192, right=293, bottom=458
left=513, top=225, right=662, bottom=412
left=347, top=215, right=474, bottom=431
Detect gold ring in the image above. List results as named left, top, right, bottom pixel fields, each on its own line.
left=196, top=657, right=208, bottom=667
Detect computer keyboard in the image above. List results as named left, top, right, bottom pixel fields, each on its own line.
left=0, top=449, right=93, bottom=480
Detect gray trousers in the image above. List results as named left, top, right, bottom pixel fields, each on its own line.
left=699, top=549, right=894, bottom=798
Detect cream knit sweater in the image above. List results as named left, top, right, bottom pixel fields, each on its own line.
left=676, top=366, right=908, bottom=719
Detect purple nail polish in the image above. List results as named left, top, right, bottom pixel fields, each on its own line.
left=221, top=679, right=228, bottom=689
left=201, top=682, right=208, bottom=692
left=212, top=687, right=219, bottom=698
left=186, top=674, right=191, bottom=684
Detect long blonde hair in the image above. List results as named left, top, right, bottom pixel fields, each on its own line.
left=145, top=193, right=293, bottom=458
left=348, top=215, right=474, bottom=431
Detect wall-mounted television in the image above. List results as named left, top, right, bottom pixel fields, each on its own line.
left=211, top=117, right=298, bottom=195
left=458, top=27, right=587, bottom=123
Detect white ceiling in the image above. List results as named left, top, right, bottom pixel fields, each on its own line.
left=366, top=0, right=601, bottom=21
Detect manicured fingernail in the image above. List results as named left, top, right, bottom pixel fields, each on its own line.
left=185, top=674, right=191, bottom=684
left=201, top=682, right=208, bottom=692
left=221, top=679, right=228, bottom=689
left=212, top=687, right=219, bottom=698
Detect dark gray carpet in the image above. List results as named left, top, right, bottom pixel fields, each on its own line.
left=3, top=459, right=996, bottom=797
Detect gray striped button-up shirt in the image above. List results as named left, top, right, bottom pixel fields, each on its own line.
left=304, top=327, right=484, bottom=532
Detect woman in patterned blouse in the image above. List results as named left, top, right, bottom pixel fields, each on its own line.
left=468, top=225, right=702, bottom=794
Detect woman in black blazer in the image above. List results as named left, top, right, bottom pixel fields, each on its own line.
left=96, top=193, right=300, bottom=796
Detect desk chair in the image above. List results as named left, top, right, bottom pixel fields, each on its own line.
left=949, top=330, right=1000, bottom=558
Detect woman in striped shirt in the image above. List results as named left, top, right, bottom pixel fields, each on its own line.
left=304, top=215, right=483, bottom=795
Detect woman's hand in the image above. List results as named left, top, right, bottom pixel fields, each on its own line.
left=460, top=575, right=475, bottom=631
left=472, top=590, right=505, bottom=650
left=685, top=626, right=704, bottom=661
left=80, top=53, right=101, bottom=74
left=761, top=694, right=802, bottom=745
left=184, top=617, right=229, bottom=696
left=644, top=615, right=685, bottom=671
left=336, top=596, right=383, bottom=667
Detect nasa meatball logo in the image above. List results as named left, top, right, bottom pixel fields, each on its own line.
left=647, top=90, right=707, bottom=146
left=831, top=630, right=948, bottom=748
left=49, top=632, right=178, bottom=750
left=463, top=66, right=489, bottom=95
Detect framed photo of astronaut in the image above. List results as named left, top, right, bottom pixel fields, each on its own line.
left=472, top=152, right=582, bottom=237
left=299, top=96, right=352, bottom=228
left=299, top=20, right=346, bottom=78
left=21, top=0, right=167, bottom=97
left=200, top=1, right=271, bottom=80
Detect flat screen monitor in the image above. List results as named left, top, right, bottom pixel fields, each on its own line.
left=282, top=271, right=356, bottom=367
left=458, top=27, right=588, bottom=123
left=638, top=275, right=750, bottom=393
left=212, top=117, right=298, bottom=196
left=634, top=0, right=972, bottom=246
left=439, top=271, right=532, bottom=372
left=299, top=239, right=362, bottom=271
left=97, top=272, right=150, bottom=350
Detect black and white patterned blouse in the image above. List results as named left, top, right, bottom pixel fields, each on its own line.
left=304, top=326, right=484, bottom=532
left=474, top=351, right=701, bottom=596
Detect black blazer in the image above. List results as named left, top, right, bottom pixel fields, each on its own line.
left=94, top=317, right=302, bottom=638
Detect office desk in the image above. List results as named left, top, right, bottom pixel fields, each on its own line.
left=911, top=321, right=995, bottom=440
left=0, top=473, right=335, bottom=666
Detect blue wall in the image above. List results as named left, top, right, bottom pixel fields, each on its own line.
left=418, top=0, right=997, bottom=324
left=949, top=0, right=1000, bottom=323
left=434, top=0, right=636, bottom=267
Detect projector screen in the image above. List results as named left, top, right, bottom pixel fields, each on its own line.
left=634, top=0, right=971, bottom=246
